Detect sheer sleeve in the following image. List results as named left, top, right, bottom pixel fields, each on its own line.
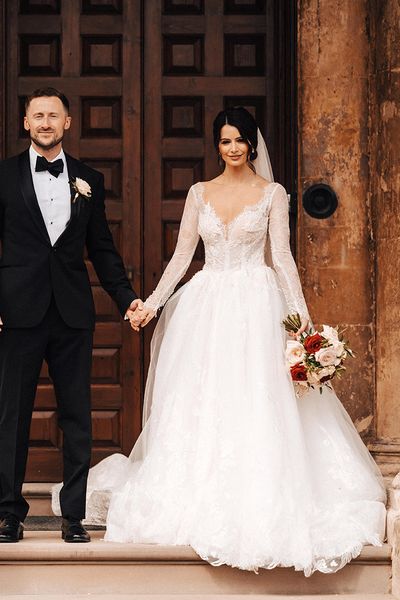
left=268, top=183, right=310, bottom=320
left=144, top=185, right=200, bottom=312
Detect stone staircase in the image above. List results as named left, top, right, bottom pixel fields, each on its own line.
left=0, top=479, right=396, bottom=599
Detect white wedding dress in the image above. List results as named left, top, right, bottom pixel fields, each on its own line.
left=53, top=181, right=386, bottom=576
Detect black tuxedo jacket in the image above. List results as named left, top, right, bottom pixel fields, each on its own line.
left=0, top=149, right=137, bottom=329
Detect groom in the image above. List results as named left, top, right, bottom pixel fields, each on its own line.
left=0, top=88, right=143, bottom=543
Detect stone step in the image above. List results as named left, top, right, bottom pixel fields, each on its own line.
left=0, top=594, right=395, bottom=600
left=22, top=483, right=54, bottom=517
left=0, top=531, right=392, bottom=596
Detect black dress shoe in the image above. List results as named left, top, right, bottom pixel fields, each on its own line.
left=0, top=514, right=23, bottom=543
left=61, top=518, right=91, bottom=543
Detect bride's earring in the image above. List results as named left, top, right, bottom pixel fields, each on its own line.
left=248, top=148, right=257, bottom=164
left=218, top=153, right=224, bottom=168
left=248, top=148, right=257, bottom=173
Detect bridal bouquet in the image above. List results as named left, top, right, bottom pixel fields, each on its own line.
left=282, top=313, right=354, bottom=394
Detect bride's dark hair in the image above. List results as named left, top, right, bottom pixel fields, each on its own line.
left=213, top=106, right=258, bottom=162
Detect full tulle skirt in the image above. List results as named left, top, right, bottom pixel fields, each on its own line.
left=52, top=265, right=386, bottom=575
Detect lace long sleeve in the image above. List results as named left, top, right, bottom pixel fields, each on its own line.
left=144, top=185, right=200, bottom=312
left=268, top=184, right=310, bottom=320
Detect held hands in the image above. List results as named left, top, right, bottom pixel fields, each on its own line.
left=130, top=306, right=155, bottom=330
left=125, top=299, right=155, bottom=332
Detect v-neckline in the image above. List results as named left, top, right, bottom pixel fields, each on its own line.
left=198, top=181, right=274, bottom=230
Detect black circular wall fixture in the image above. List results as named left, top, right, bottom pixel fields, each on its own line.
left=302, top=184, right=338, bottom=219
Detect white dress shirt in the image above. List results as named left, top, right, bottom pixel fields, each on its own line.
left=29, top=145, right=71, bottom=246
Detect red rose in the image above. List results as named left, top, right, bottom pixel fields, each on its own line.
left=290, top=363, right=308, bottom=382
left=303, top=333, right=324, bottom=354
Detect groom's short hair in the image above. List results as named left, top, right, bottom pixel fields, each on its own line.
left=25, top=88, right=70, bottom=114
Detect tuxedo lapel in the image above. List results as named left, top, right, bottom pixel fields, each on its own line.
left=53, top=153, right=84, bottom=247
left=18, top=150, right=51, bottom=244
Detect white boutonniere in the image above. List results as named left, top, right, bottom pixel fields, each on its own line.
left=70, top=177, right=92, bottom=203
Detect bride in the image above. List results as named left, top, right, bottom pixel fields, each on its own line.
left=53, top=106, right=386, bottom=575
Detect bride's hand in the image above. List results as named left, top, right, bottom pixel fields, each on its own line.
left=288, top=316, right=309, bottom=339
left=140, top=309, right=156, bottom=327
left=295, top=317, right=309, bottom=338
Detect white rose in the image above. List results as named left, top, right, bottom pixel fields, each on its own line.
left=75, top=177, right=92, bottom=197
left=285, top=340, right=306, bottom=366
left=330, top=339, right=345, bottom=358
left=321, top=325, right=339, bottom=343
left=316, top=365, right=336, bottom=380
left=315, top=346, right=341, bottom=367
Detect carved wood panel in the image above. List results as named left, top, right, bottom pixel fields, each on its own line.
left=20, top=0, right=61, bottom=15
left=5, top=0, right=142, bottom=481
left=19, top=34, right=61, bottom=76
left=81, top=35, right=122, bottom=76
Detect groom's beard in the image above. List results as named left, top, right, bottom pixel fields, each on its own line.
left=30, top=132, right=64, bottom=151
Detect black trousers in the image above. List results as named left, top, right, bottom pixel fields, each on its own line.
left=0, top=298, right=93, bottom=521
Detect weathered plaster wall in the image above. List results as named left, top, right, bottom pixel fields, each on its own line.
left=370, top=0, right=400, bottom=444
left=297, top=0, right=374, bottom=435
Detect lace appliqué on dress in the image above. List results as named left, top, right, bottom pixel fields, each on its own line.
left=144, top=181, right=310, bottom=321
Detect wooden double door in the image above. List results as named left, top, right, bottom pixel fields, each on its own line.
left=1, top=0, right=295, bottom=481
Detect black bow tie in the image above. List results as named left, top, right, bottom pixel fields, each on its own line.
left=35, top=155, right=64, bottom=178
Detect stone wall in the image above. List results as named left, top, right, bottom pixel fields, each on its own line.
left=297, top=0, right=400, bottom=472
left=297, top=0, right=374, bottom=435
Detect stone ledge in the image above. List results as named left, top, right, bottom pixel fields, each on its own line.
left=0, top=533, right=392, bottom=596
left=22, top=483, right=54, bottom=517
left=0, top=531, right=201, bottom=562
left=0, top=531, right=391, bottom=564
left=22, top=483, right=54, bottom=497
